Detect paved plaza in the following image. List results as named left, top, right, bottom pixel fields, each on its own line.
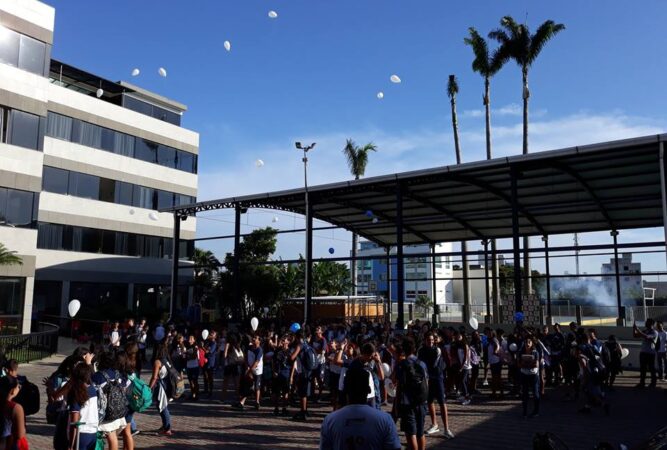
left=17, top=344, right=666, bottom=450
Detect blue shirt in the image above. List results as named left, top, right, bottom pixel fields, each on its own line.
left=320, top=404, right=400, bottom=450
left=206, top=341, right=218, bottom=367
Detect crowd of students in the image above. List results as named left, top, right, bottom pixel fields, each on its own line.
left=0, top=315, right=665, bottom=450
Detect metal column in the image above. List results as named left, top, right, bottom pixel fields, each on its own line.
left=542, top=236, right=552, bottom=325
left=612, top=230, right=623, bottom=326
left=169, top=212, right=181, bottom=322
left=510, top=167, right=523, bottom=315
left=305, top=203, right=313, bottom=325
left=233, top=205, right=242, bottom=320
left=483, top=240, right=491, bottom=322
left=431, top=243, right=438, bottom=326
left=462, top=241, right=470, bottom=323
left=386, top=246, right=392, bottom=322
left=396, top=184, right=405, bottom=330
left=491, top=239, right=500, bottom=320
left=659, top=141, right=667, bottom=275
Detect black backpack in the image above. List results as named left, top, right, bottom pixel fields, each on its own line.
left=400, top=359, right=428, bottom=407
left=100, top=371, right=128, bottom=422
left=161, top=358, right=184, bottom=399
left=301, top=344, right=318, bottom=373
left=14, top=378, right=40, bottom=416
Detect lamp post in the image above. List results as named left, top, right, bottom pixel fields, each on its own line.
left=296, top=141, right=316, bottom=326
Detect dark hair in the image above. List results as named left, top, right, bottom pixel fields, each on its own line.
left=69, top=363, right=92, bottom=407
left=97, top=351, right=116, bottom=372
left=0, top=375, right=18, bottom=427
left=72, top=346, right=91, bottom=359
left=115, top=351, right=133, bottom=376
left=401, top=337, right=416, bottom=356
left=55, top=354, right=82, bottom=378
left=344, top=367, right=371, bottom=401
left=361, top=343, right=375, bottom=356
left=154, top=341, right=170, bottom=361
left=5, top=359, right=18, bottom=373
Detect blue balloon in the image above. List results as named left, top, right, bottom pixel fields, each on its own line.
left=290, top=322, right=301, bottom=333
left=365, top=210, right=373, bottom=217
left=328, top=247, right=335, bottom=254
left=481, top=335, right=488, bottom=345
left=514, top=311, right=525, bottom=322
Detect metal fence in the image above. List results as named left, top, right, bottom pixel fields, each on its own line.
left=0, top=322, right=59, bottom=363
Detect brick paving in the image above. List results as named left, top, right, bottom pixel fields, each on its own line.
left=19, top=350, right=666, bottom=450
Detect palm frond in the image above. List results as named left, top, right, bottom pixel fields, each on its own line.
left=342, top=138, right=359, bottom=177
left=447, top=75, right=459, bottom=99
left=0, top=243, right=22, bottom=266
left=464, top=27, right=491, bottom=76
left=527, top=20, right=565, bottom=66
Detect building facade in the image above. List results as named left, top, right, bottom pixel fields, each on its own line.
left=601, top=252, right=643, bottom=303
left=0, top=0, right=198, bottom=333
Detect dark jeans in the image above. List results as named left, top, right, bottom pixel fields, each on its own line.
left=520, top=372, right=540, bottom=416
left=639, top=352, right=657, bottom=387
left=657, top=352, right=666, bottom=379
left=459, top=368, right=471, bottom=397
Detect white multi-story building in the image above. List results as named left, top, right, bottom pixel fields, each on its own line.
left=601, top=252, right=643, bottom=302
left=0, top=0, right=198, bottom=333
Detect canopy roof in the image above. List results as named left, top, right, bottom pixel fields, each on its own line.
left=165, top=134, right=667, bottom=246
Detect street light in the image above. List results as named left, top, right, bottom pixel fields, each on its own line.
left=296, top=142, right=316, bottom=326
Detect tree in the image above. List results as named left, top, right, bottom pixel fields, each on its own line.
left=0, top=243, right=22, bottom=266
left=415, top=294, right=433, bottom=317
left=489, top=16, right=565, bottom=155
left=313, top=261, right=351, bottom=296
left=490, top=17, right=564, bottom=296
left=191, top=248, right=221, bottom=307
left=464, top=27, right=507, bottom=318
left=343, top=139, right=377, bottom=295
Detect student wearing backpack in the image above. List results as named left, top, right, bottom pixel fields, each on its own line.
left=289, top=332, right=312, bottom=422
left=519, top=337, right=541, bottom=418
left=92, top=352, right=128, bottom=450
left=233, top=334, right=264, bottom=410
left=149, top=342, right=173, bottom=436
left=184, top=335, right=201, bottom=402
left=222, top=335, right=244, bottom=404
left=67, top=363, right=99, bottom=450
left=202, top=331, right=217, bottom=399
left=0, top=375, right=28, bottom=450
left=115, top=352, right=136, bottom=450
left=633, top=318, right=658, bottom=388
left=417, top=332, right=454, bottom=439
left=453, top=331, right=472, bottom=406
left=395, top=337, right=428, bottom=450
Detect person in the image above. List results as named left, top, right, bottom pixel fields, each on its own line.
left=185, top=335, right=201, bottom=401
left=115, top=351, right=135, bottom=450
left=137, top=325, right=148, bottom=374
left=0, top=376, right=27, bottom=450
left=320, top=367, right=401, bottom=450
left=310, top=326, right=327, bottom=402
left=417, top=333, right=454, bottom=439
left=453, top=331, right=472, bottom=405
left=222, top=335, right=243, bottom=404
left=152, top=322, right=166, bottom=362
left=395, top=337, right=427, bottom=450
left=272, top=335, right=293, bottom=416
left=349, top=343, right=383, bottom=409
left=547, top=324, right=565, bottom=386
left=110, top=322, right=121, bottom=351
left=327, top=340, right=343, bottom=410
left=485, top=329, right=503, bottom=398
left=519, top=337, right=540, bottom=418
left=656, top=321, right=666, bottom=382
left=67, top=363, right=99, bottom=450
left=576, top=338, right=610, bottom=415
left=92, top=352, right=127, bottom=450
left=603, top=335, right=623, bottom=389
left=289, top=331, right=313, bottom=421
left=234, top=334, right=264, bottom=410
left=633, top=318, right=658, bottom=388
left=202, top=331, right=217, bottom=398
left=148, top=342, right=173, bottom=436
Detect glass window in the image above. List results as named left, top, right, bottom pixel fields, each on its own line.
left=46, top=112, right=72, bottom=140
left=0, top=188, right=6, bottom=224
left=68, top=172, right=99, bottom=200
left=115, top=232, right=129, bottom=255
left=5, top=189, right=34, bottom=227
left=100, top=127, right=115, bottom=152
left=9, top=110, right=40, bottom=150
left=114, top=181, right=133, bottom=206
left=123, top=96, right=152, bottom=115
left=101, top=230, right=116, bottom=254
left=37, top=222, right=64, bottom=249
left=98, top=177, right=115, bottom=203
left=157, top=145, right=176, bottom=168
left=133, top=186, right=155, bottom=209
left=144, top=236, right=161, bottom=258
left=80, top=227, right=102, bottom=253
left=113, top=132, right=134, bottom=157
left=157, top=190, right=174, bottom=209
left=0, top=277, right=25, bottom=316
left=18, top=34, right=46, bottom=75
left=79, top=121, right=102, bottom=149
left=135, top=139, right=158, bottom=163
left=42, top=166, right=69, bottom=194
left=176, top=150, right=194, bottom=172
left=0, top=26, right=19, bottom=67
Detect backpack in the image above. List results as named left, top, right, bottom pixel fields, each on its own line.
left=161, top=358, right=185, bottom=399
left=400, top=359, right=428, bottom=407
left=127, top=373, right=153, bottom=413
left=470, top=346, right=481, bottom=366
left=97, top=371, right=128, bottom=422
left=197, top=347, right=207, bottom=368
left=14, top=379, right=40, bottom=416
left=301, top=344, right=318, bottom=372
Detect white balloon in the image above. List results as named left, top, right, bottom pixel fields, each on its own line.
left=201, top=329, right=209, bottom=340
left=272, top=216, right=279, bottom=223
left=268, top=10, right=278, bottom=18
left=255, top=159, right=264, bottom=167
left=129, top=209, right=135, bottom=215
left=96, top=88, right=104, bottom=98
left=158, top=67, right=167, bottom=77
left=131, top=68, right=140, bottom=76
left=224, top=40, right=231, bottom=52
left=381, top=362, right=392, bottom=378
left=68, top=299, right=81, bottom=318
left=621, top=348, right=630, bottom=359
left=390, top=74, right=401, bottom=83
left=251, top=317, right=259, bottom=331
left=148, top=212, right=159, bottom=221
left=509, top=343, right=518, bottom=352
left=468, top=317, right=479, bottom=330
left=384, top=378, right=396, bottom=397
left=372, top=217, right=379, bottom=224
left=377, top=91, right=384, bottom=99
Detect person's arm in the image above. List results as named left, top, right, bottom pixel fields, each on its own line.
left=224, top=343, right=230, bottom=360
left=68, top=410, right=80, bottom=450
left=11, top=403, right=26, bottom=442
left=289, top=345, right=301, bottom=362
left=320, top=417, right=332, bottom=450
left=149, top=360, right=161, bottom=389
left=333, top=349, right=344, bottom=366
left=373, top=352, right=385, bottom=382
left=247, top=350, right=261, bottom=375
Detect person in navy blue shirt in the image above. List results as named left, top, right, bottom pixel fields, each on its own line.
left=67, top=363, right=99, bottom=450
left=202, top=331, right=217, bottom=399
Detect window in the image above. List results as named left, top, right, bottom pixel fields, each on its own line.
left=0, top=277, right=25, bottom=317
left=113, top=132, right=134, bottom=157
left=9, top=110, right=41, bottom=150
left=114, top=182, right=133, bottom=206
left=46, top=113, right=73, bottom=140
left=68, top=172, right=99, bottom=200
left=42, top=166, right=69, bottom=194
left=135, top=139, right=158, bottom=163
left=18, top=34, right=46, bottom=75
left=133, top=186, right=155, bottom=209
left=0, top=26, right=20, bottom=67
left=176, top=151, right=194, bottom=172
left=79, top=121, right=102, bottom=149
left=98, top=178, right=116, bottom=203
left=157, top=145, right=176, bottom=168
left=100, top=127, right=115, bottom=152
left=37, top=222, right=64, bottom=249
left=157, top=190, right=174, bottom=209
left=0, top=188, right=37, bottom=228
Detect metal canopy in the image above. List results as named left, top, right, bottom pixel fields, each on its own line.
left=164, top=134, right=667, bottom=246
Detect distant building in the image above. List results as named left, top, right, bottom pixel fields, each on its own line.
left=601, top=253, right=642, bottom=302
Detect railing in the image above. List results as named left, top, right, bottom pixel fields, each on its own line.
left=0, top=322, right=59, bottom=363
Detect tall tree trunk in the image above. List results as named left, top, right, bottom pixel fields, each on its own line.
left=484, top=75, right=500, bottom=319
left=451, top=99, right=461, bottom=165
left=521, top=65, right=532, bottom=295
left=351, top=232, right=358, bottom=295
left=484, top=77, right=491, bottom=160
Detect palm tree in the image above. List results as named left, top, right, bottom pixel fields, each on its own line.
left=464, top=27, right=506, bottom=318
left=489, top=16, right=565, bottom=155
left=191, top=247, right=220, bottom=303
left=343, top=139, right=377, bottom=295
left=447, top=75, right=471, bottom=320
left=490, top=17, right=564, bottom=295
left=0, top=243, right=22, bottom=266
left=447, top=75, right=462, bottom=165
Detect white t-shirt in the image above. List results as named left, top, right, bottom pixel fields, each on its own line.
left=458, top=347, right=472, bottom=370
left=320, top=404, right=400, bottom=450
left=110, top=330, right=120, bottom=346
left=488, top=338, right=501, bottom=365
left=247, top=347, right=264, bottom=376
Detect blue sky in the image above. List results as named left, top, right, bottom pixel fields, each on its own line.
left=47, top=0, right=667, bottom=276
